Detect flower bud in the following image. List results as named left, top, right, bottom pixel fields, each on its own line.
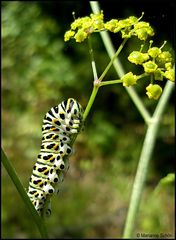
left=165, top=62, right=172, bottom=70
left=122, top=72, right=138, bottom=87
left=134, top=21, right=154, bottom=40
left=90, top=11, right=104, bottom=30
left=156, top=51, right=172, bottom=65
left=64, top=30, right=75, bottom=42
left=71, top=18, right=84, bottom=30
left=148, top=47, right=161, bottom=58
left=121, top=29, right=132, bottom=38
left=128, top=51, right=149, bottom=65
left=74, top=29, right=88, bottom=43
left=143, top=61, right=158, bottom=73
left=146, top=84, right=162, bottom=100
left=164, top=69, right=174, bottom=82
left=104, top=19, right=118, bottom=32
left=154, top=69, right=164, bottom=81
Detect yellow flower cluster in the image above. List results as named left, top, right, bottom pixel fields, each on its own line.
left=64, top=11, right=104, bottom=43
left=64, top=11, right=174, bottom=101
left=128, top=44, right=174, bottom=83
left=64, top=11, right=154, bottom=43
left=127, top=42, right=174, bottom=99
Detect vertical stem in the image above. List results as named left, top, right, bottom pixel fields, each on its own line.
left=123, top=81, right=174, bottom=238
left=123, top=122, right=158, bottom=238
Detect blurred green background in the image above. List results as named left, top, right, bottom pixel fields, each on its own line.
left=2, top=1, right=175, bottom=238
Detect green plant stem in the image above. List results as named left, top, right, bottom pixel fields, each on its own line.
left=99, top=38, right=128, bottom=81
left=100, top=79, right=123, bottom=87
left=88, top=37, right=98, bottom=80
left=83, top=85, right=99, bottom=121
left=1, top=148, right=48, bottom=239
left=123, top=80, right=174, bottom=238
left=99, top=73, right=148, bottom=87
left=70, top=86, right=99, bottom=146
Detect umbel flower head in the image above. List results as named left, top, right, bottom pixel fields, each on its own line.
left=104, top=13, right=154, bottom=40
left=126, top=40, right=174, bottom=100
left=64, top=11, right=104, bottom=43
left=64, top=11, right=154, bottom=43
left=128, top=41, right=175, bottom=84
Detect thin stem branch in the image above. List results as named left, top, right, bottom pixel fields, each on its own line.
left=99, top=79, right=123, bottom=87
left=88, top=37, right=98, bottom=81
left=137, top=73, right=149, bottom=80
left=99, top=38, right=128, bottom=81
left=1, top=148, right=48, bottom=239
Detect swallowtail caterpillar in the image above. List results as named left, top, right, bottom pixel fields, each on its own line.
left=27, top=98, right=83, bottom=216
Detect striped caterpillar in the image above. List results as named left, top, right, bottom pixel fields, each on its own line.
left=27, top=98, right=83, bottom=216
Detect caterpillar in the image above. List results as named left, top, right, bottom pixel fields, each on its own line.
left=27, top=98, right=83, bottom=216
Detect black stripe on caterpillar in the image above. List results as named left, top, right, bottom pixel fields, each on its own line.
left=27, top=98, right=83, bottom=216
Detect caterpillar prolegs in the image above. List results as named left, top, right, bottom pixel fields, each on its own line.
left=27, top=98, right=83, bottom=216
